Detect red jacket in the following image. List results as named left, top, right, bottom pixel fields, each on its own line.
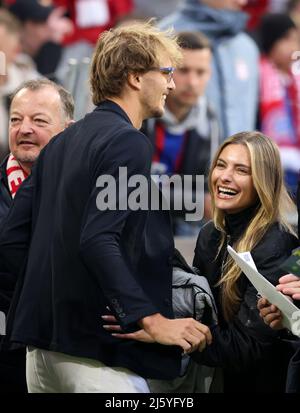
left=54, top=0, right=133, bottom=45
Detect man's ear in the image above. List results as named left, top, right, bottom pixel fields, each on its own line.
left=127, top=72, right=142, bottom=91
left=65, top=119, right=75, bottom=128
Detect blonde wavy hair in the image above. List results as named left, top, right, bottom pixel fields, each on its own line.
left=208, top=131, right=297, bottom=320
left=90, top=20, right=182, bottom=105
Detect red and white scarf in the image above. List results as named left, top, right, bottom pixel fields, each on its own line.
left=6, top=154, right=29, bottom=198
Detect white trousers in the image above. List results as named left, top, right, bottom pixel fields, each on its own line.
left=26, top=346, right=150, bottom=393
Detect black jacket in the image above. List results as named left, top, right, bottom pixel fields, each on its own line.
left=286, top=181, right=300, bottom=393
left=192, top=207, right=299, bottom=392
left=0, top=157, right=16, bottom=315
left=0, top=101, right=181, bottom=380
left=0, top=157, right=27, bottom=393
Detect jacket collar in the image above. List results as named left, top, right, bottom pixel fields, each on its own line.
left=95, top=100, right=133, bottom=126
left=224, top=203, right=259, bottom=240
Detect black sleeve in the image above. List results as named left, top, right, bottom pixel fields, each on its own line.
left=79, top=130, right=159, bottom=329
left=192, top=221, right=216, bottom=275
left=0, top=269, right=18, bottom=314
left=192, top=317, right=272, bottom=370
left=193, top=228, right=205, bottom=272
left=0, top=173, right=33, bottom=277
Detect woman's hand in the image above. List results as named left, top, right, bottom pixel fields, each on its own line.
left=257, top=297, right=284, bottom=330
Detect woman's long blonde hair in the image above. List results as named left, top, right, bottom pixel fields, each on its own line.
left=209, top=131, right=296, bottom=320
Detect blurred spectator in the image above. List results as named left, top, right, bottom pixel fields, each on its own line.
left=4, top=0, right=73, bottom=76
left=52, top=0, right=133, bottom=119
left=160, top=0, right=259, bottom=140
left=258, top=13, right=300, bottom=197
left=133, top=0, right=183, bottom=20
left=243, top=0, right=290, bottom=31
left=0, top=8, right=40, bottom=160
left=143, top=31, right=220, bottom=236
left=270, top=0, right=289, bottom=12
left=54, top=0, right=133, bottom=84
left=288, top=0, right=300, bottom=30
left=54, top=0, right=132, bottom=45
left=243, top=0, right=269, bottom=30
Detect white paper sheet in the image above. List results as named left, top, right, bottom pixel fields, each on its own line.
left=227, top=245, right=300, bottom=337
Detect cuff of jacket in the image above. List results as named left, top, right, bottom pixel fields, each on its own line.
left=116, top=306, right=159, bottom=332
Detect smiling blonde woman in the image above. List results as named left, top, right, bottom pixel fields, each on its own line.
left=192, top=131, right=298, bottom=392
left=101, top=131, right=298, bottom=393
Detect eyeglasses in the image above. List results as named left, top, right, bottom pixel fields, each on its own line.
left=148, top=67, right=175, bottom=83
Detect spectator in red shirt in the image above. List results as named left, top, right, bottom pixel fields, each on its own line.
left=54, top=0, right=133, bottom=46
left=243, top=0, right=290, bottom=30
left=54, top=0, right=134, bottom=104
left=4, top=0, right=73, bottom=77
left=243, top=0, right=269, bottom=30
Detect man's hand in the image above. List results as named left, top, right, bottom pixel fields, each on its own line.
left=102, top=313, right=212, bottom=354
left=276, top=274, right=300, bottom=300
left=102, top=315, right=154, bottom=343
left=139, top=313, right=212, bottom=353
left=257, top=297, right=284, bottom=330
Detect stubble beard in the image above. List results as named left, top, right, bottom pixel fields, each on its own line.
left=13, top=149, right=38, bottom=166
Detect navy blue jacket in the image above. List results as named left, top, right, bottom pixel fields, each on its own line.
left=0, top=157, right=17, bottom=314
left=0, top=101, right=181, bottom=380
left=0, top=157, right=27, bottom=393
